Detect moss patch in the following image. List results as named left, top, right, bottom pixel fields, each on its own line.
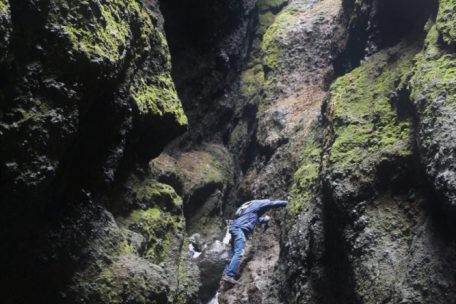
left=437, top=0, right=456, bottom=46
left=117, top=176, right=185, bottom=263
left=76, top=253, right=168, bottom=304
left=72, top=178, right=186, bottom=302
left=123, top=176, right=184, bottom=215
left=131, top=73, right=188, bottom=127
left=262, top=9, right=299, bottom=73
left=51, top=0, right=189, bottom=130
left=289, top=134, right=322, bottom=215
left=327, top=44, right=417, bottom=171
left=240, top=64, right=265, bottom=107
left=0, top=0, right=8, bottom=15
left=409, top=24, right=456, bottom=206
left=175, top=239, right=200, bottom=304
left=58, top=0, right=145, bottom=63
left=121, top=207, right=184, bottom=263
left=410, top=25, right=456, bottom=110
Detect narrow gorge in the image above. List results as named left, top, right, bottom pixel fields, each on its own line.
left=1, top=0, right=456, bottom=303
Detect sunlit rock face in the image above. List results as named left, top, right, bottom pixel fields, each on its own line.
left=276, top=1, right=456, bottom=304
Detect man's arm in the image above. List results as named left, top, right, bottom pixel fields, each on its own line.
left=248, top=199, right=288, bottom=213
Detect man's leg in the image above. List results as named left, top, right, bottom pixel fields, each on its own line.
left=223, top=239, right=234, bottom=274
left=223, top=228, right=245, bottom=278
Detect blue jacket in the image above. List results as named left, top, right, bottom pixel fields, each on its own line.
left=230, top=199, right=288, bottom=234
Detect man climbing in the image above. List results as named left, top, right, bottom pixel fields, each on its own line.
left=222, top=199, right=288, bottom=284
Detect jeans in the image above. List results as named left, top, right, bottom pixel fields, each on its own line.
left=223, top=227, right=246, bottom=277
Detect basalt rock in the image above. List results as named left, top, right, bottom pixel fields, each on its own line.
left=410, top=23, right=456, bottom=215
left=220, top=0, right=347, bottom=301
left=278, top=1, right=456, bottom=303
left=150, top=143, right=235, bottom=240
left=0, top=1, right=189, bottom=303
left=66, top=174, right=200, bottom=304
left=3, top=0, right=456, bottom=303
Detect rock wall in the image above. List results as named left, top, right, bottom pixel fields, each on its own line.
left=0, top=1, right=194, bottom=303
left=277, top=0, right=456, bottom=303
left=2, top=0, right=456, bottom=303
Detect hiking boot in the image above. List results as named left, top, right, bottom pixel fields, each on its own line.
left=222, top=276, right=239, bottom=285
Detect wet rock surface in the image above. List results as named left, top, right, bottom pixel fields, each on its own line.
left=275, top=1, right=456, bottom=303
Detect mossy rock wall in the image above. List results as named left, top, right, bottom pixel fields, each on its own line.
left=150, top=144, right=235, bottom=239
left=410, top=24, right=456, bottom=211
left=280, top=3, right=456, bottom=302
left=0, top=0, right=189, bottom=303
left=69, top=175, right=199, bottom=304
left=0, top=0, right=187, bottom=202
left=325, top=42, right=416, bottom=205
left=437, top=0, right=456, bottom=46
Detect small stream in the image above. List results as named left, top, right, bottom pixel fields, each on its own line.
left=207, top=292, right=219, bottom=304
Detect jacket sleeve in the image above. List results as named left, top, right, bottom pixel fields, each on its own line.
left=248, top=199, right=288, bottom=213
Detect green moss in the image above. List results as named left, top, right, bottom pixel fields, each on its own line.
left=409, top=24, right=456, bottom=152
left=262, top=9, right=298, bottom=73
left=0, top=0, right=10, bottom=62
left=240, top=64, right=265, bottom=104
left=80, top=252, right=166, bottom=304
left=257, top=0, right=287, bottom=34
left=229, top=121, right=249, bottom=147
left=74, top=178, right=186, bottom=302
left=131, top=73, right=188, bottom=126
left=128, top=24, right=188, bottom=127
left=119, top=239, right=136, bottom=255
left=127, top=178, right=183, bottom=214
left=0, top=0, right=8, bottom=15
left=327, top=44, right=418, bottom=171
left=175, top=239, right=200, bottom=304
left=122, top=207, right=184, bottom=264
left=60, top=0, right=146, bottom=63
left=410, top=25, right=456, bottom=108
left=289, top=135, right=321, bottom=215
left=55, top=0, right=188, bottom=127
left=437, top=0, right=456, bottom=46
left=118, top=177, right=186, bottom=263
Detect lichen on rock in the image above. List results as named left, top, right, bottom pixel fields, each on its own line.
left=436, top=0, right=456, bottom=46
left=120, top=205, right=184, bottom=263
left=410, top=24, right=456, bottom=209
left=51, top=0, right=188, bottom=133
left=150, top=144, right=235, bottom=239
left=325, top=42, right=417, bottom=203
left=289, top=130, right=321, bottom=215
left=0, top=0, right=191, bottom=302
left=262, top=9, right=299, bottom=76
left=131, top=73, right=188, bottom=127
left=69, top=173, right=200, bottom=303
left=54, top=0, right=146, bottom=65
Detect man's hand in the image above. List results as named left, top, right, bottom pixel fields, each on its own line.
left=258, top=215, right=271, bottom=224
